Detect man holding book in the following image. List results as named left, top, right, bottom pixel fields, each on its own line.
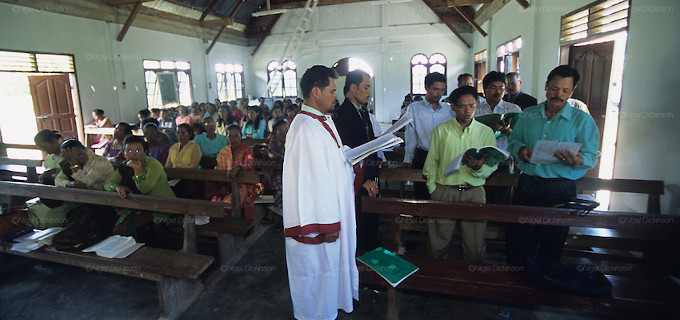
left=403, top=72, right=453, bottom=200
left=506, top=65, right=600, bottom=267
left=423, top=86, right=498, bottom=261
left=475, top=71, right=522, bottom=205
left=283, top=66, right=359, bottom=320
left=333, top=69, right=380, bottom=251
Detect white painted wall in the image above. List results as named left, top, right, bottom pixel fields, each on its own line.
left=251, top=1, right=471, bottom=123
left=471, top=0, right=680, bottom=214
left=0, top=2, right=250, bottom=124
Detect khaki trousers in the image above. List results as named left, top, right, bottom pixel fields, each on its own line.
left=427, top=184, right=487, bottom=262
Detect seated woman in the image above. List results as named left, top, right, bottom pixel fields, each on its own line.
left=242, top=106, right=266, bottom=139
left=190, top=105, right=204, bottom=124
left=142, top=122, right=169, bottom=164
left=175, top=105, right=193, bottom=126
left=216, top=105, right=235, bottom=137
left=260, top=120, right=288, bottom=228
left=105, top=136, right=175, bottom=245
left=159, top=109, right=177, bottom=144
left=27, top=139, right=114, bottom=229
left=86, top=108, right=114, bottom=148
left=166, top=123, right=203, bottom=199
left=216, top=125, right=263, bottom=220
left=34, top=129, right=64, bottom=186
left=193, top=116, right=228, bottom=158
left=103, top=122, right=133, bottom=168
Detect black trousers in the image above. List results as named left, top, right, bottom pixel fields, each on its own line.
left=412, top=148, right=430, bottom=200
left=356, top=187, right=380, bottom=251
left=506, top=174, right=576, bottom=266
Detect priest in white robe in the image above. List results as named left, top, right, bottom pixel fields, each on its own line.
left=283, top=65, right=359, bottom=320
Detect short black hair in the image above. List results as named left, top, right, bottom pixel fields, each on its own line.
left=123, top=135, right=148, bottom=153
left=425, top=72, right=447, bottom=88
left=142, top=122, right=158, bottom=132
left=202, top=116, right=214, bottom=123
left=273, top=119, right=288, bottom=133
left=177, top=123, right=194, bottom=140
left=547, top=65, right=581, bottom=87
left=457, top=73, right=474, bottom=84
left=227, top=124, right=242, bottom=136
left=448, top=86, right=479, bottom=106
left=285, top=105, right=297, bottom=111
left=343, top=69, right=370, bottom=95
left=117, top=122, right=133, bottom=136
left=141, top=118, right=159, bottom=127
left=59, top=138, right=85, bottom=151
left=34, top=129, right=61, bottom=144
left=93, top=109, right=105, bottom=116
left=506, top=72, right=520, bottom=79
left=138, top=109, right=151, bottom=117
left=300, top=65, right=338, bottom=99
left=482, top=71, right=506, bottom=89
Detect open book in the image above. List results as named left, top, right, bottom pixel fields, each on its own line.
left=475, top=112, right=520, bottom=138
left=10, top=227, right=65, bottom=253
left=345, top=112, right=413, bottom=165
left=82, top=235, right=144, bottom=259
left=530, top=140, right=582, bottom=165
left=445, top=146, right=510, bottom=176
left=357, top=247, right=419, bottom=288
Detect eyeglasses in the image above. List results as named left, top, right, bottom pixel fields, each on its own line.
left=126, top=149, right=144, bottom=155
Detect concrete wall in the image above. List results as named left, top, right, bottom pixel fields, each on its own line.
left=0, top=2, right=250, bottom=124
left=251, top=1, right=472, bottom=123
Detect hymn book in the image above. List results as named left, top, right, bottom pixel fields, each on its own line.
left=444, top=146, right=510, bottom=176
left=475, top=112, right=521, bottom=138
left=344, top=112, right=413, bottom=165
left=358, top=247, right=419, bottom=288
left=83, top=235, right=144, bottom=259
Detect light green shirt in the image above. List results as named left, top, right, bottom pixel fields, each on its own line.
left=44, top=154, right=64, bottom=178
left=423, top=119, right=498, bottom=193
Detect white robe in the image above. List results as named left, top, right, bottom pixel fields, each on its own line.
left=283, top=111, right=359, bottom=320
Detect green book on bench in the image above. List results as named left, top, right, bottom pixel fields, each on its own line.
left=357, top=247, right=419, bottom=288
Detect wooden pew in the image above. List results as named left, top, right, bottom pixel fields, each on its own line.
left=164, top=168, right=262, bottom=265
left=0, top=181, right=222, bottom=319
left=360, top=196, right=679, bottom=318
left=0, top=156, right=42, bottom=183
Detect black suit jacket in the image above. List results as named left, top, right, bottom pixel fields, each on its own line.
left=332, top=99, right=379, bottom=182
left=503, top=91, right=538, bottom=110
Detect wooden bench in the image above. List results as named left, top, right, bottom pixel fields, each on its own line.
left=360, top=196, right=680, bottom=319
left=0, top=156, right=42, bottom=183
left=0, top=181, right=224, bottom=319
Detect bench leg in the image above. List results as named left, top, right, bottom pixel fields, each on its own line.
left=387, top=287, right=399, bottom=320
left=216, top=233, right=246, bottom=266
left=157, top=276, right=205, bottom=320
left=182, top=214, right=197, bottom=254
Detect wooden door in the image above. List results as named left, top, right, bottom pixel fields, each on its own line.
left=568, top=41, right=614, bottom=177
left=28, top=74, right=77, bottom=139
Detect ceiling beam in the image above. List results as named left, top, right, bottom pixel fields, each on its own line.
left=200, top=17, right=234, bottom=27
left=514, top=0, right=529, bottom=9
left=447, top=0, right=492, bottom=5
left=474, top=0, right=509, bottom=25
left=270, top=0, right=373, bottom=10
left=199, top=0, right=220, bottom=21
left=447, top=25, right=471, bottom=48
left=206, top=0, right=245, bottom=54
left=452, top=5, right=486, bottom=36
left=243, top=1, right=259, bottom=9
left=107, top=0, right=152, bottom=5
left=117, top=1, right=144, bottom=41
left=421, top=1, right=471, bottom=48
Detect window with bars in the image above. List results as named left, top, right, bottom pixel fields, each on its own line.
left=0, top=50, right=75, bottom=73
left=267, top=60, right=298, bottom=98
left=215, top=63, right=244, bottom=102
left=561, top=0, right=629, bottom=44
left=474, top=50, right=487, bottom=94
left=410, top=53, right=447, bottom=95
left=496, top=37, right=522, bottom=73
left=143, top=59, right=192, bottom=108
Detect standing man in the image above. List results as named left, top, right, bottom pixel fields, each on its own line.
left=333, top=70, right=380, bottom=251
left=403, top=72, right=453, bottom=199
left=503, top=72, right=538, bottom=110
left=458, top=73, right=486, bottom=105
left=507, top=65, right=600, bottom=266
left=423, top=86, right=497, bottom=261
left=283, top=65, right=358, bottom=320
left=476, top=71, right=521, bottom=205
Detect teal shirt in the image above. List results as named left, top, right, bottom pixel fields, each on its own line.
left=194, top=133, right=228, bottom=157
left=242, top=119, right=266, bottom=139
left=423, top=119, right=498, bottom=193
left=508, top=102, right=600, bottom=180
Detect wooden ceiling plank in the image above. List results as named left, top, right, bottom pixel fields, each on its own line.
left=199, top=0, right=220, bottom=21
left=117, top=1, right=144, bottom=41
left=447, top=0, right=492, bottom=6
left=475, top=0, right=509, bottom=25
left=452, top=5, right=487, bottom=36
left=107, top=0, right=152, bottom=5
left=270, top=0, right=372, bottom=10
left=421, top=1, right=472, bottom=48
left=515, top=0, right=529, bottom=9
left=200, top=17, right=234, bottom=27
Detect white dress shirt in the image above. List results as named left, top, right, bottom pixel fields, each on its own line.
left=475, top=99, right=521, bottom=151
left=403, top=100, right=454, bottom=163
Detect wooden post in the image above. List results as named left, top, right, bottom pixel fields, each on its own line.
left=231, top=181, right=242, bottom=218
left=182, top=214, right=197, bottom=254
left=387, top=287, right=399, bottom=320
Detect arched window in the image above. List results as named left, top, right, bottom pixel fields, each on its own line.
left=410, top=53, right=447, bottom=95
left=267, top=60, right=298, bottom=97
left=216, top=63, right=245, bottom=102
